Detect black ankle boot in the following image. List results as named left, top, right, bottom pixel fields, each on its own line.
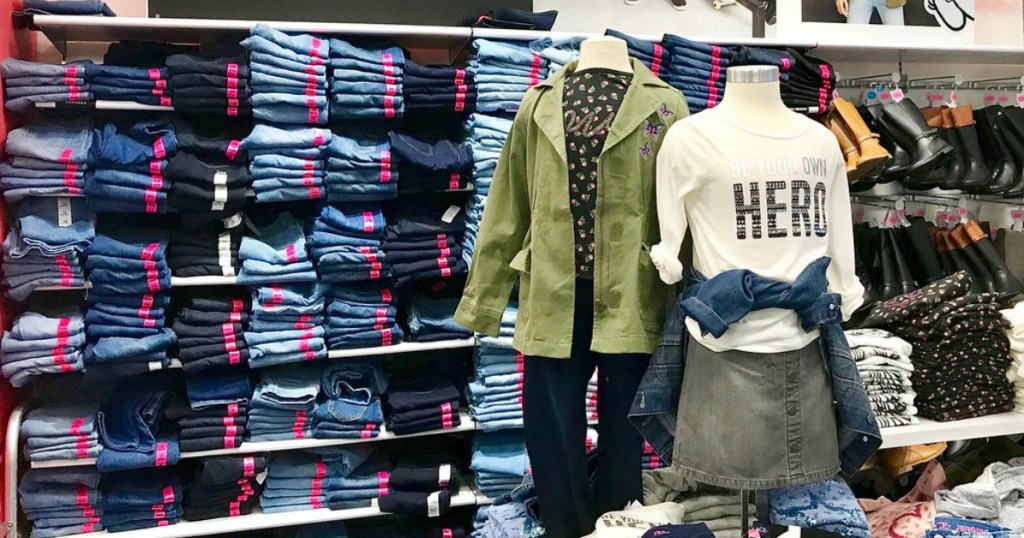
left=880, top=99, right=953, bottom=182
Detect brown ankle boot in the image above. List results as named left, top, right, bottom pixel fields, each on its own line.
left=834, top=97, right=892, bottom=178
left=827, top=111, right=862, bottom=181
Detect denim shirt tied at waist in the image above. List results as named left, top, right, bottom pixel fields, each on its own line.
left=628, top=256, right=881, bottom=476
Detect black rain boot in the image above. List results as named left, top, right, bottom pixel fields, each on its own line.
left=949, top=105, right=992, bottom=191
left=880, top=99, right=953, bottom=183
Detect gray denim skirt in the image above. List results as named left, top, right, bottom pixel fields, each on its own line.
left=672, top=338, right=840, bottom=489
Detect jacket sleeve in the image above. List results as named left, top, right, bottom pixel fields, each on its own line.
left=454, top=105, right=532, bottom=337
left=824, top=150, right=866, bottom=320
left=650, top=120, right=697, bottom=285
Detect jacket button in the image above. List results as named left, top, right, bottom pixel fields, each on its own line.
left=595, top=300, right=607, bottom=312
left=787, top=372, right=799, bottom=384
left=789, top=441, right=800, bottom=452
left=787, top=405, right=798, bottom=416
left=829, top=304, right=836, bottom=310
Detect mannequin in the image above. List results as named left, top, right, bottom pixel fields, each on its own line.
left=575, top=35, right=633, bottom=74
left=715, top=65, right=806, bottom=136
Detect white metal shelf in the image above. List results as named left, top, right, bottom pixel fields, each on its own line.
left=35, top=275, right=238, bottom=291
left=34, top=101, right=172, bottom=111
left=49, top=485, right=479, bottom=538
left=327, top=338, right=475, bottom=359
left=879, top=412, right=1024, bottom=449
left=29, top=410, right=477, bottom=469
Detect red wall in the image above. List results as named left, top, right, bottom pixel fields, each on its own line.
left=0, top=0, right=37, bottom=518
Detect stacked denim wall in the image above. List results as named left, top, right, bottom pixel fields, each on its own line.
left=0, top=120, right=91, bottom=201
left=468, top=39, right=547, bottom=114
left=241, top=125, right=330, bottom=202
left=2, top=198, right=92, bottom=301
left=242, top=24, right=329, bottom=126
left=328, top=39, right=406, bottom=121
left=1, top=59, right=92, bottom=112
left=84, top=63, right=172, bottom=107
left=461, top=113, right=512, bottom=265
left=86, top=120, right=177, bottom=214
left=20, top=469, right=104, bottom=536
left=21, top=403, right=103, bottom=463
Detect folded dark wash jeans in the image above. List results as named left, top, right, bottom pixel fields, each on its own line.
left=96, top=378, right=174, bottom=453
left=389, top=413, right=462, bottom=435
left=388, top=133, right=472, bottom=172
left=23, top=0, right=116, bottom=16
left=392, top=256, right=463, bottom=276
left=382, top=234, right=458, bottom=251
left=387, top=376, right=460, bottom=412
left=83, top=62, right=168, bottom=81
left=166, top=53, right=250, bottom=77
left=390, top=400, right=461, bottom=425
left=172, top=118, right=248, bottom=164
left=171, top=72, right=251, bottom=88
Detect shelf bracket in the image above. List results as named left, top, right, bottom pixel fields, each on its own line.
left=734, top=0, right=770, bottom=38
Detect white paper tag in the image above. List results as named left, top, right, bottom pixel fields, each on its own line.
left=211, top=171, right=228, bottom=210
left=57, top=198, right=73, bottom=227
left=427, top=491, right=441, bottom=517
left=218, top=232, right=232, bottom=250
left=438, top=464, right=452, bottom=488
left=256, top=470, right=268, bottom=484
left=223, top=213, right=243, bottom=229
left=148, top=361, right=163, bottom=371
left=441, top=205, right=461, bottom=224
left=219, top=232, right=234, bottom=274
left=214, top=171, right=228, bottom=186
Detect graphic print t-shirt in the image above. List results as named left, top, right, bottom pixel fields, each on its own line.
left=651, top=108, right=865, bottom=353
left=562, top=69, right=632, bottom=279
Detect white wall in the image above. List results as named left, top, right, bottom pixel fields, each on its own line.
left=535, top=0, right=764, bottom=38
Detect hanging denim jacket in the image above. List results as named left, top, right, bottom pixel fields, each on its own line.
left=628, top=256, right=881, bottom=476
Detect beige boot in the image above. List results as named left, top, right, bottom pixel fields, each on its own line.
left=834, top=97, right=892, bottom=178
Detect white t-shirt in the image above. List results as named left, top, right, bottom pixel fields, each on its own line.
left=650, top=108, right=865, bottom=353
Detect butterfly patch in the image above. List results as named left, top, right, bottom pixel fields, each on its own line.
left=643, top=120, right=664, bottom=141
left=640, top=143, right=653, bottom=160
left=658, top=103, right=674, bottom=119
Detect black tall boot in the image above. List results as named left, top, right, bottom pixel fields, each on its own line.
left=885, top=229, right=917, bottom=295
left=975, top=106, right=1017, bottom=194
left=965, top=221, right=1023, bottom=300
left=952, top=224, right=997, bottom=293
left=865, top=104, right=911, bottom=184
left=878, top=230, right=899, bottom=301
left=940, top=228, right=984, bottom=294
left=895, top=217, right=945, bottom=285
left=950, top=105, right=992, bottom=190
left=880, top=99, right=953, bottom=183
left=938, top=109, right=967, bottom=189
left=998, top=107, right=1024, bottom=197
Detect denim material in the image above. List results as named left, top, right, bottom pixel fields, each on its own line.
left=91, top=121, right=176, bottom=168
left=629, top=257, right=881, bottom=476
left=472, top=39, right=545, bottom=68
left=249, top=54, right=325, bottom=79
left=24, top=0, right=115, bottom=15
left=329, top=102, right=402, bottom=120
left=242, top=124, right=331, bottom=151
left=408, top=295, right=471, bottom=338
left=253, top=103, right=329, bottom=125
left=388, top=133, right=472, bottom=172
left=5, top=119, right=93, bottom=163
left=4, top=91, right=94, bottom=112
left=241, top=37, right=325, bottom=68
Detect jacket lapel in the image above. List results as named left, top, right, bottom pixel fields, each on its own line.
left=533, top=64, right=568, bottom=161
left=603, top=60, right=671, bottom=154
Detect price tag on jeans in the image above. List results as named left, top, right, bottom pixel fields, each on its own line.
left=427, top=491, right=442, bottom=517
left=223, top=212, right=243, bottom=229
left=441, top=205, right=461, bottom=224
left=212, top=171, right=228, bottom=211
left=57, top=197, right=73, bottom=227
left=438, top=464, right=452, bottom=488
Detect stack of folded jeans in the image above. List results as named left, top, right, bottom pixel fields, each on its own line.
left=471, top=430, right=530, bottom=498
left=249, top=365, right=321, bottom=441
left=386, top=374, right=462, bottom=435
left=261, top=445, right=373, bottom=513
left=237, top=212, right=317, bottom=284
left=86, top=120, right=177, bottom=213
left=83, top=62, right=171, bottom=107
left=325, top=282, right=403, bottom=349
left=22, top=0, right=116, bottom=15
left=586, top=370, right=598, bottom=423
left=328, top=38, right=405, bottom=120
left=96, top=379, right=179, bottom=472
left=168, top=213, right=244, bottom=277
left=407, top=292, right=472, bottom=342
left=242, top=24, right=329, bottom=125
left=166, top=150, right=249, bottom=215
left=463, top=113, right=513, bottom=263
left=0, top=119, right=92, bottom=201
left=780, top=48, right=835, bottom=112
left=1, top=58, right=91, bottom=112
left=20, top=469, right=104, bottom=537
left=379, top=463, right=462, bottom=517
left=313, top=361, right=388, bottom=439
left=605, top=30, right=669, bottom=79
left=846, top=328, right=918, bottom=428
left=2, top=309, right=86, bottom=387
left=246, top=282, right=327, bottom=368
left=403, top=61, right=477, bottom=115
left=643, top=440, right=667, bottom=470
left=84, top=228, right=175, bottom=373
left=383, top=201, right=469, bottom=288
left=184, top=455, right=267, bottom=520
left=468, top=39, right=547, bottom=113
left=166, top=53, right=252, bottom=117
left=323, top=134, right=397, bottom=201
left=390, top=132, right=473, bottom=196
left=173, top=114, right=250, bottom=166
left=167, top=396, right=250, bottom=452
left=21, top=403, right=103, bottom=463
left=2, top=198, right=93, bottom=301
left=310, top=204, right=390, bottom=282
left=102, top=469, right=183, bottom=531
left=469, top=339, right=524, bottom=432
left=184, top=365, right=253, bottom=414
left=242, top=124, right=331, bottom=202
left=528, top=36, right=584, bottom=74
left=660, top=33, right=730, bottom=113
left=173, top=293, right=251, bottom=373
left=769, top=477, right=870, bottom=537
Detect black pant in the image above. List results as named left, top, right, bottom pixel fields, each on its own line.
left=523, top=278, right=649, bottom=538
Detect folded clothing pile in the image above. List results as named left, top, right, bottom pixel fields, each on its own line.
left=166, top=135, right=250, bottom=217
left=390, top=132, right=473, bottom=196
left=328, top=38, right=405, bottom=120
left=0, top=119, right=92, bottom=201
left=605, top=30, right=669, bottom=79
left=102, top=469, right=183, bottom=532
left=1001, top=302, right=1024, bottom=411
left=769, top=477, right=870, bottom=538
left=2, top=309, right=86, bottom=387
left=677, top=493, right=753, bottom=538
left=168, top=213, right=244, bottom=277
left=242, top=24, right=329, bottom=125
left=529, top=36, right=583, bottom=74
left=471, top=430, right=529, bottom=498
left=469, top=340, right=524, bottom=432
left=20, top=469, right=104, bottom=537
left=184, top=455, right=267, bottom=521
left=166, top=52, right=252, bottom=116
left=846, top=328, right=918, bottom=428
left=863, top=272, right=1014, bottom=421
left=96, top=379, right=179, bottom=472
left=325, top=282, right=403, bottom=349
left=386, top=374, right=462, bottom=436
left=172, top=293, right=251, bottom=373
left=407, top=289, right=472, bottom=342
left=473, top=475, right=544, bottom=538
left=242, top=124, right=331, bottom=202
left=86, top=120, right=177, bottom=213
left=935, top=461, right=1024, bottom=531
left=586, top=370, right=598, bottom=424
left=22, top=0, right=116, bottom=15
left=643, top=441, right=667, bottom=471
left=311, top=204, right=390, bottom=283
left=249, top=365, right=320, bottom=441
left=1, top=58, right=91, bottom=112
left=22, top=403, right=102, bottom=463
left=383, top=201, right=469, bottom=288
left=313, top=361, right=389, bottom=439
left=260, top=445, right=374, bottom=513
left=781, top=48, right=834, bottom=112
left=659, top=33, right=730, bottom=113
left=468, top=39, right=547, bottom=114
left=323, top=133, right=397, bottom=201
left=167, top=396, right=250, bottom=453
left=237, top=212, right=317, bottom=284
left=183, top=365, right=253, bottom=415
left=379, top=462, right=462, bottom=517
left=84, top=228, right=175, bottom=373
left=403, top=61, right=476, bottom=116
left=82, top=61, right=171, bottom=106
left=246, top=282, right=327, bottom=368
left=463, top=113, right=513, bottom=263
left=2, top=198, right=93, bottom=301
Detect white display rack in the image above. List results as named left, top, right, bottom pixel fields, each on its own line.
left=35, top=275, right=239, bottom=291
left=29, top=410, right=477, bottom=469
left=326, top=338, right=476, bottom=359
left=879, top=412, right=1024, bottom=449
left=34, top=100, right=172, bottom=111
left=51, top=485, right=480, bottom=538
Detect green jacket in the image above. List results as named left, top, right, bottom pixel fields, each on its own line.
left=454, top=59, right=689, bottom=358
left=887, top=0, right=906, bottom=8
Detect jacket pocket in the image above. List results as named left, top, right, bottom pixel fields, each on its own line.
left=637, top=244, right=667, bottom=332
left=509, top=248, right=531, bottom=274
